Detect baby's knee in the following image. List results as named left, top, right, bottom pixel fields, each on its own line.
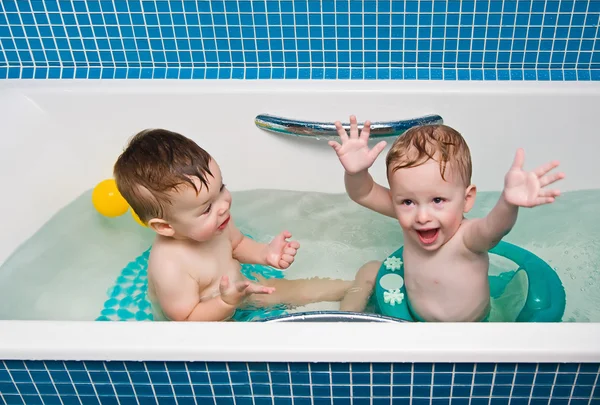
left=355, top=260, right=381, bottom=286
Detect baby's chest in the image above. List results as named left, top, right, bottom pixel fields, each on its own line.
left=185, top=251, right=239, bottom=281
left=169, top=235, right=239, bottom=284
left=404, top=258, right=446, bottom=285
left=405, top=251, right=488, bottom=285
left=403, top=252, right=473, bottom=282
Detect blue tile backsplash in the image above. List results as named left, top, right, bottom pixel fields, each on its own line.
left=0, top=1, right=598, bottom=80
left=1, top=361, right=599, bottom=405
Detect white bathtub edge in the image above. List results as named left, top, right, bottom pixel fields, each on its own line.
left=1, top=321, right=598, bottom=363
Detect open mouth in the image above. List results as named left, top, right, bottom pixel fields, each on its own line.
left=416, top=228, right=439, bottom=245
left=218, top=216, right=231, bottom=230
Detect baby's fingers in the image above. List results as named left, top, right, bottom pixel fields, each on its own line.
left=234, top=279, right=251, bottom=293
left=511, top=148, right=525, bottom=170
left=539, top=171, right=565, bottom=187
left=246, top=284, right=275, bottom=295
left=534, top=160, right=561, bottom=177
left=219, top=275, right=230, bottom=291
left=328, top=140, right=342, bottom=153
left=283, top=246, right=297, bottom=256
left=360, top=120, right=371, bottom=141
left=533, top=196, right=556, bottom=206
left=280, top=254, right=295, bottom=265
left=349, top=115, right=359, bottom=139
left=531, top=188, right=561, bottom=206
left=334, top=121, right=349, bottom=142
left=539, top=188, right=561, bottom=198
left=368, top=140, right=387, bottom=161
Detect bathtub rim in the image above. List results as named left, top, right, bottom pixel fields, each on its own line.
left=1, top=79, right=599, bottom=364
left=0, top=320, right=598, bottom=363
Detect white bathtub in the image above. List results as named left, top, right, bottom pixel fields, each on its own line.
left=0, top=80, right=598, bottom=363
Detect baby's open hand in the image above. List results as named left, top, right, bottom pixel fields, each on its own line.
left=503, top=148, right=565, bottom=208
left=328, top=115, right=387, bottom=175
left=219, top=275, right=275, bottom=306
left=265, top=230, right=300, bottom=269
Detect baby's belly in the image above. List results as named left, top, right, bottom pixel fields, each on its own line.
left=405, top=268, right=490, bottom=322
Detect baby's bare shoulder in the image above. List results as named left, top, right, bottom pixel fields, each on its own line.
left=445, top=221, right=488, bottom=260
left=148, top=242, right=197, bottom=282
left=148, top=252, right=182, bottom=285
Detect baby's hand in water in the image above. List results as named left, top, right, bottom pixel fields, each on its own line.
left=265, top=231, right=300, bottom=270
left=219, top=275, right=275, bottom=306
left=328, top=115, right=387, bottom=175
left=503, top=148, right=565, bottom=207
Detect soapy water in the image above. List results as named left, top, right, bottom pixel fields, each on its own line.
left=0, top=188, right=597, bottom=322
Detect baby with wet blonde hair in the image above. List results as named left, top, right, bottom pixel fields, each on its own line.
left=330, top=116, right=564, bottom=322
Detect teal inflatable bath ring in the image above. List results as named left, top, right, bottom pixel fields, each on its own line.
left=374, top=240, right=566, bottom=322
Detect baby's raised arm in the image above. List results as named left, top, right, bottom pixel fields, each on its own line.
left=463, top=149, right=564, bottom=253
left=329, top=115, right=395, bottom=218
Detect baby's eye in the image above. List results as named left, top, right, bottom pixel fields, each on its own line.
left=220, top=184, right=226, bottom=192
left=402, top=199, right=413, bottom=206
left=202, top=204, right=212, bottom=215
left=433, top=197, right=444, bottom=204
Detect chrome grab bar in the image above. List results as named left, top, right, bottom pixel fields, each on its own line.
left=260, top=311, right=405, bottom=323
left=255, top=113, right=443, bottom=140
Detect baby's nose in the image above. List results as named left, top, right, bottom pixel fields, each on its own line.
left=217, top=199, right=230, bottom=214
left=416, top=208, right=431, bottom=223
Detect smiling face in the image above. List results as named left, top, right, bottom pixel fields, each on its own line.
left=149, top=159, right=233, bottom=242
left=389, top=158, right=476, bottom=252
left=384, top=124, right=476, bottom=251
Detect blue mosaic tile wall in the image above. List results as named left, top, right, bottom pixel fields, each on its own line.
left=0, top=1, right=599, bottom=80
left=0, top=361, right=599, bottom=405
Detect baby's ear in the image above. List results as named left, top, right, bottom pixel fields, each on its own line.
left=147, top=218, right=175, bottom=237
left=464, top=185, right=477, bottom=213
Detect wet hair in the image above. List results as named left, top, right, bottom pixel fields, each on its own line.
left=113, top=128, right=213, bottom=223
left=386, top=124, right=472, bottom=186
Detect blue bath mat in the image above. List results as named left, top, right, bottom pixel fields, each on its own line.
left=96, top=248, right=154, bottom=321
left=96, top=246, right=287, bottom=322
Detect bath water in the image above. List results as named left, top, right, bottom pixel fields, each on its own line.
left=0, top=188, right=597, bottom=322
